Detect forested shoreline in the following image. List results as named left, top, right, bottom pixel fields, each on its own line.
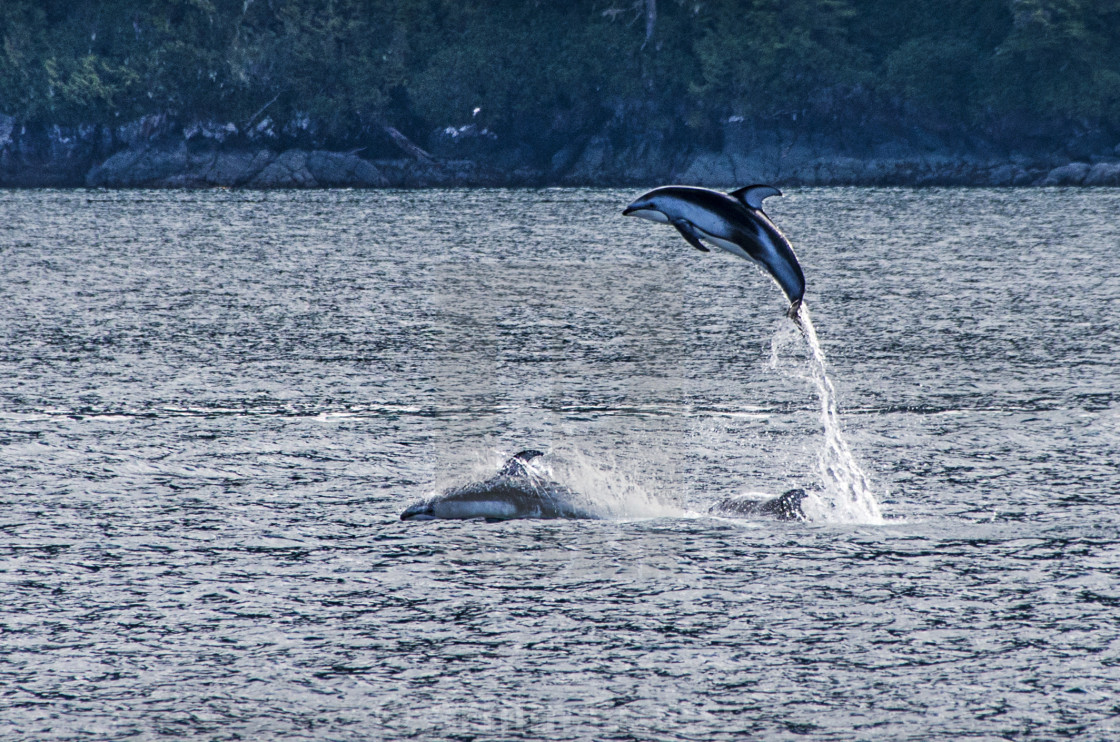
left=2, top=0, right=1119, bottom=187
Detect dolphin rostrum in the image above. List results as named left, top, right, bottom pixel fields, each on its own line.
left=623, top=184, right=805, bottom=319
left=400, top=450, right=598, bottom=521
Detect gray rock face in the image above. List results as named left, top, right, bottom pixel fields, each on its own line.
left=673, top=149, right=1058, bottom=188
left=248, top=150, right=317, bottom=187
left=428, top=124, right=499, bottom=161
left=550, top=141, right=584, bottom=174
left=184, top=120, right=239, bottom=144
left=565, top=135, right=612, bottom=183
left=677, top=152, right=736, bottom=186
left=66, top=141, right=1120, bottom=189
left=0, top=121, right=111, bottom=185
left=205, top=150, right=275, bottom=187
left=6, top=110, right=1119, bottom=188
left=986, top=163, right=1033, bottom=186
left=1040, top=162, right=1091, bottom=186
left=1083, top=161, right=1120, bottom=186
left=115, top=114, right=173, bottom=149
left=86, top=145, right=189, bottom=187
left=306, top=151, right=387, bottom=187
left=84, top=146, right=392, bottom=188
left=0, top=114, right=15, bottom=148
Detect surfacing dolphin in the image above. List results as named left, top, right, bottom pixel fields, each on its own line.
left=709, top=488, right=808, bottom=522
left=400, top=450, right=810, bottom=523
left=623, top=184, right=805, bottom=320
left=400, top=450, right=598, bottom=521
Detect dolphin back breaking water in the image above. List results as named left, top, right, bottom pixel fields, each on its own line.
left=400, top=450, right=600, bottom=521
left=401, top=450, right=817, bottom=523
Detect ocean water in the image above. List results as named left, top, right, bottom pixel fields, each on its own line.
left=1, top=187, right=1118, bottom=740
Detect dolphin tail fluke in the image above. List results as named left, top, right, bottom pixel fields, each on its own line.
left=787, top=299, right=809, bottom=338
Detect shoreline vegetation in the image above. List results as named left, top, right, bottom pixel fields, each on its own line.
left=2, top=1, right=1119, bottom=188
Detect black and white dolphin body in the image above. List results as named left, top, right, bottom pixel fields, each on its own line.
left=400, top=450, right=598, bottom=521
left=623, top=185, right=805, bottom=318
left=400, top=450, right=811, bottom=523
left=709, top=488, right=808, bottom=522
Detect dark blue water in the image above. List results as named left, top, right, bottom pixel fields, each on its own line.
left=2, top=188, right=1118, bottom=739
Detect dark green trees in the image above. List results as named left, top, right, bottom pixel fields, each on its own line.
left=1, top=0, right=1118, bottom=151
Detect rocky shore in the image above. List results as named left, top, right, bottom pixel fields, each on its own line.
left=2, top=114, right=1119, bottom=189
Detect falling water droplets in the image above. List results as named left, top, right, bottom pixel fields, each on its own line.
left=771, top=304, right=885, bottom=524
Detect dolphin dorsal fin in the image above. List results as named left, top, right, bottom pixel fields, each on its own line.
left=729, top=184, right=782, bottom=210
left=499, top=449, right=544, bottom=478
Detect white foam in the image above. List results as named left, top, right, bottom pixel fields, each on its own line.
left=500, top=447, right=681, bottom=520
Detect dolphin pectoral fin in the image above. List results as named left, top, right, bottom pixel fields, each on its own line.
left=672, top=220, right=710, bottom=252
left=729, top=184, right=782, bottom=211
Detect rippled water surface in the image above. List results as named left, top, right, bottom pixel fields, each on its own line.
left=2, top=187, right=1119, bottom=740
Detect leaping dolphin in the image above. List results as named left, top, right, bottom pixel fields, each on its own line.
left=400, top=450, right=598, bottom=521
left=623, top=184, right=805, bottom=319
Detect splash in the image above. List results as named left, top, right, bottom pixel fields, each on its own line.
left=773, top=305, right=884, bottom=524
left=497, top=446, right=681, bottom=520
